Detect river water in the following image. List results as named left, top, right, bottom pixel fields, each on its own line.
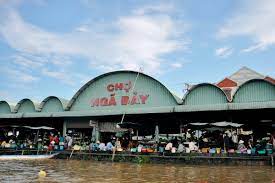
left=0, top=159, right=274, bottom=183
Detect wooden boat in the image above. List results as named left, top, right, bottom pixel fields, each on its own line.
left=0, top=153, right=59, bottom=160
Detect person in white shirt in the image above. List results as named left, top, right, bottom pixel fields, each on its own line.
left=165, top=142, right=173, bottom=151
left=232, top=132, right=238, bottom=144
left=189, top=142, right=198, bottom=151
left=98, top=142, right=106, bottom=151
left=177, top=143, right=185, bottom=153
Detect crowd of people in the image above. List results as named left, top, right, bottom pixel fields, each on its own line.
left=0, top=127, right=275, bottom=156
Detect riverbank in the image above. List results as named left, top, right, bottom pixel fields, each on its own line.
left=59, top=151, right=274, bottom=166
left=0, top=149, right=273, bottom=166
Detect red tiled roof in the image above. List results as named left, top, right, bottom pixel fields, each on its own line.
left=217, top=78, right=237, bottom=88
left=264, top=76, right=275, bottom=84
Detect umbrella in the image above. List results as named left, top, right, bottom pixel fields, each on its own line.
left=205, top=127, right=225, bottom=132
left=23, top=126, right=55, bottom=130
left=211, top=122, right=243, bottom=128
left=188, top=123, right=209, bottom=126
left=187, top=123, right=211, bottom=130
left=117, top=122, right=141, bottom=129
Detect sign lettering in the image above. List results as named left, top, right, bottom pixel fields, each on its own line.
left=90, top=81, right=149, bottom=107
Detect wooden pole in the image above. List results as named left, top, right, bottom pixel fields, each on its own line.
left=112, top=68, right=142, bottom=162
left=69, top=149, right=74, bottom=159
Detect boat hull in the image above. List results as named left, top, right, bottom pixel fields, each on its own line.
left=0, top=153, right=59, bottom=160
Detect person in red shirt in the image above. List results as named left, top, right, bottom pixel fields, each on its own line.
left=54, top=135, right=59, bottom=144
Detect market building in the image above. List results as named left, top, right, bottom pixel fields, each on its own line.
left=0, top=67, right=274, bottom=143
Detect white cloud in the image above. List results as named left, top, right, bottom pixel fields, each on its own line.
left=12, top=54, right=46, bottom=69
left=133, top=3, right=174, bottom=15
left=0, top=3, right=188, bottom=79
left=218, top=0, right=275, bottom=52
left=0, top=90, right=10, bottom=100
left=215, top=46, right=233, bottom=58
left=41, top=68, right=75, bottom=86
left=41, top=68, right=91, bottom=86
left=75, top=25, right=90, bottom=33
left=170, top=62, right=183, bottom=68
left=3, top=68, right=39, bottom=83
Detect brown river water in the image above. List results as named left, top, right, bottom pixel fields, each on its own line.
left=0, top=159, right=274, bottom=183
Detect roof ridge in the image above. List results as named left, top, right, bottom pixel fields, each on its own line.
left=229, top=66, right=265, bottom=79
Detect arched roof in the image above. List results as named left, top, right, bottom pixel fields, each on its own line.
left=14, top=98, right=39, bottom=113
left=67, top=70, right=181, bottom=110
left=0, top=101, right=12, bottom=114
left=183, top=83, right=228, bottom=105
left=232, top=79, right=275, bottom=103
left=39, top=96, right=68, bottom=112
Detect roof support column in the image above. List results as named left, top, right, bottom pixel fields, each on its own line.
left=63, top=120, right=67, bottom=136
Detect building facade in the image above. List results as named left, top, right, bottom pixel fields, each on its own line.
left=0, top=68, right=274, bottom=139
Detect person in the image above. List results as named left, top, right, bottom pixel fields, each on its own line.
left=186, top=131, right=191, bottom=141
left=49, top=133, right=54, bottom=144
left=271, top=133, right=275, bottom=150
left=137, top=144, right=143, bottom=152
left=65, top=135, right=73, bottom=149
left=115, top=138, right=123, bottom=151
left=49, top=139, right=55, bottom=151
left=1, top=141, right=6, bottom=148
left=91, top=141, right=99, bottom=151
left=59, top=136, right=65, bottom=150
left=231, top=132, right=238, bottom=148
left=171, top=137, right=178, bottom=148
left=54, top=135, right=59, bottom=144
left=223, top=133, right=230, bottom=151
left=237, top=140, right=246, bottom=152
left=248, top=139, right=253, bottom=149
left=98, top=142, right=106, bottom=151
left=106, top=142, right=114, bottom=151
left=177, top=142, right=185, bottom=153
left=53, top=135, right=59, bottom=150
left=165, top=142, right=173, bottom=151
left=189, top=141, right=198, bottom=151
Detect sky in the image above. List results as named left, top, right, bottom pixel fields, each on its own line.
left=0, top=0, right=275, bottom=104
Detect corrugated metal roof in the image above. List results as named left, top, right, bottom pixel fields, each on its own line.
left=183, top=83, right=229, bottom=104
left=38, top=96, right=69, bottom=112
left=66, top=70, right=182, bottom=110
left=52, top=106, right=175, bottom=117
left=13, top=98, right=39, bottom=112
left=22, top=112, right=52, bottom=118
left=0, top=101, right=274, bottom=118
left=228, top=67, right=265, bottom=85
left=228, top=101, right=275, bottom=110
left=175, top=104, right=229, bottom=112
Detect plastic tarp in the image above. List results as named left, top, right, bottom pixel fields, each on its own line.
left=211, top=122, right=243, bottom=127
left=187, top=122, right=243, bottom=129
left=0, top=125, right=54, bottom=130
left=188, top=123, right=209, bottom=126
left=22, top=126, right=55, bottom=130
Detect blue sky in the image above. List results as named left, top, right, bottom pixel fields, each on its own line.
left=0, top=0, right=274, bottom=104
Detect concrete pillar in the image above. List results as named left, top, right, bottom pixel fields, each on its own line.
left=63, top=120, right=67, bottom=136
left=95, top=122, right=100, bottom=142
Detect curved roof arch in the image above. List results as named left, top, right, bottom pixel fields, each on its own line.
left=232, top=79, right=275, bottom=103
left=183, top=83, right=229, bottom=105
left=39, top=96, right=68, bottom=112
left=0, top=101, right=12, bottom=114
left=67, top=70, right=181, bottom=111
left=14, top=98, right=39, bottom=113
